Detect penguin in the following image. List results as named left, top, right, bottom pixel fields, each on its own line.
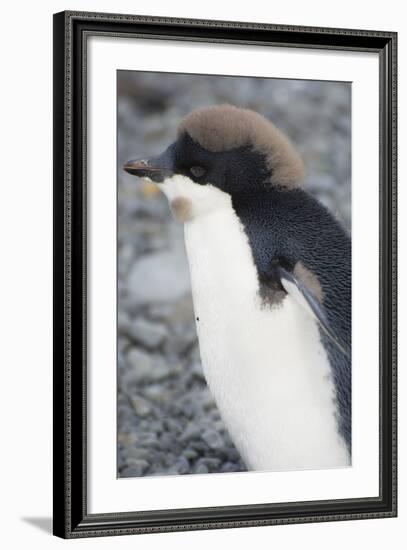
left=123, top=104, right=351, bottom=472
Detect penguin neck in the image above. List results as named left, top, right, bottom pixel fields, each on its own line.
left=183, top=205, right=350, bottom=471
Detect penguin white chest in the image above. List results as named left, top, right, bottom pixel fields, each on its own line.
left=183, top=202, right=350, bottom=471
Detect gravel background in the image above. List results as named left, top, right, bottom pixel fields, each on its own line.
left=117, top=71, right=351, bottom=478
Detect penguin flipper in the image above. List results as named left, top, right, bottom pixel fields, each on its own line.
left=275, top=265, right=350, bottom=359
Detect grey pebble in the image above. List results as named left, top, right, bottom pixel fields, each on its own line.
left=224, top=447, right=242, bottom=463
left=197, top=457, right=222, bottom=471
left=125, top=348, right=172, bottom=384
left=130, top=395, right=152, bottom=416
left=127, top=458, right=149, bottom=470
left=180, top=423, right=202, bottom=443
left=139, top=433, right=160, bottom=448
left=124, top=348, right=155, bottom=384
left=123, top=458, right=149, bottom=476
left=190, top=441, right=210, bottom=453
left=125, top=318, right=168, bottom=349
left=159, top=432, right=176, bottom=451
left=149, top=420, right=164, bottom=434
left=180, top=401, right=198, bottom=419
left=201, top=429, right=225, bottom=450
left=144, top=384, right=169, bottom=403
left=127, top=250, right=190, bottom=306
left=147, top=303, right=174, bottom=321
left=173, top=456, right=190, bottom=474
left=139, top=419, right=152, bottom=431
left=165, top=326, right=197, bottom=357
left=200, top=389, right=216, bottom=410
left=189, top=362, right=206, bottom=382
left=163, top=452, right=176, bottom=467
left=182, top=448, right=198, bottom=460
left=163, top=417, right=182, bottom=434
left=126, top=447, right=152, bottom=461
left=149, top=363, right=173, bottom=382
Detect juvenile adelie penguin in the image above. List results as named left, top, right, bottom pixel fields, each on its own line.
left=124, top=104, right=351, bottom=471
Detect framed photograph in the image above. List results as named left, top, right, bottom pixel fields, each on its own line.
left=53, top=11, right=397, bottom=538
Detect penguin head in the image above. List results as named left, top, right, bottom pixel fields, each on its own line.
left=124, top=104, right=304, bottom=222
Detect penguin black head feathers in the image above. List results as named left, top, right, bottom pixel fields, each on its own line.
left=177, top=104, right=304, bottom=188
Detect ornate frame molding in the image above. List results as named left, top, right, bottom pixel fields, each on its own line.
left=53, top=11, right=397, bottom=538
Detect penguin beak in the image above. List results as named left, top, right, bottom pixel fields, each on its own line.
left=123, top=158, right=161, bottom=178
left=123, top=149, right=174, bottom=183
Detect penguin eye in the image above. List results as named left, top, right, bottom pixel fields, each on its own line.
left=189, top=165, right=206, bottom=178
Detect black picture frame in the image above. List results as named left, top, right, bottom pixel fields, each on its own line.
left=53, top=10, right=397, bottom=539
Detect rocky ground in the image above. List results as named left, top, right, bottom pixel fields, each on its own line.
left=117, top=72, right=351, bottom=478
